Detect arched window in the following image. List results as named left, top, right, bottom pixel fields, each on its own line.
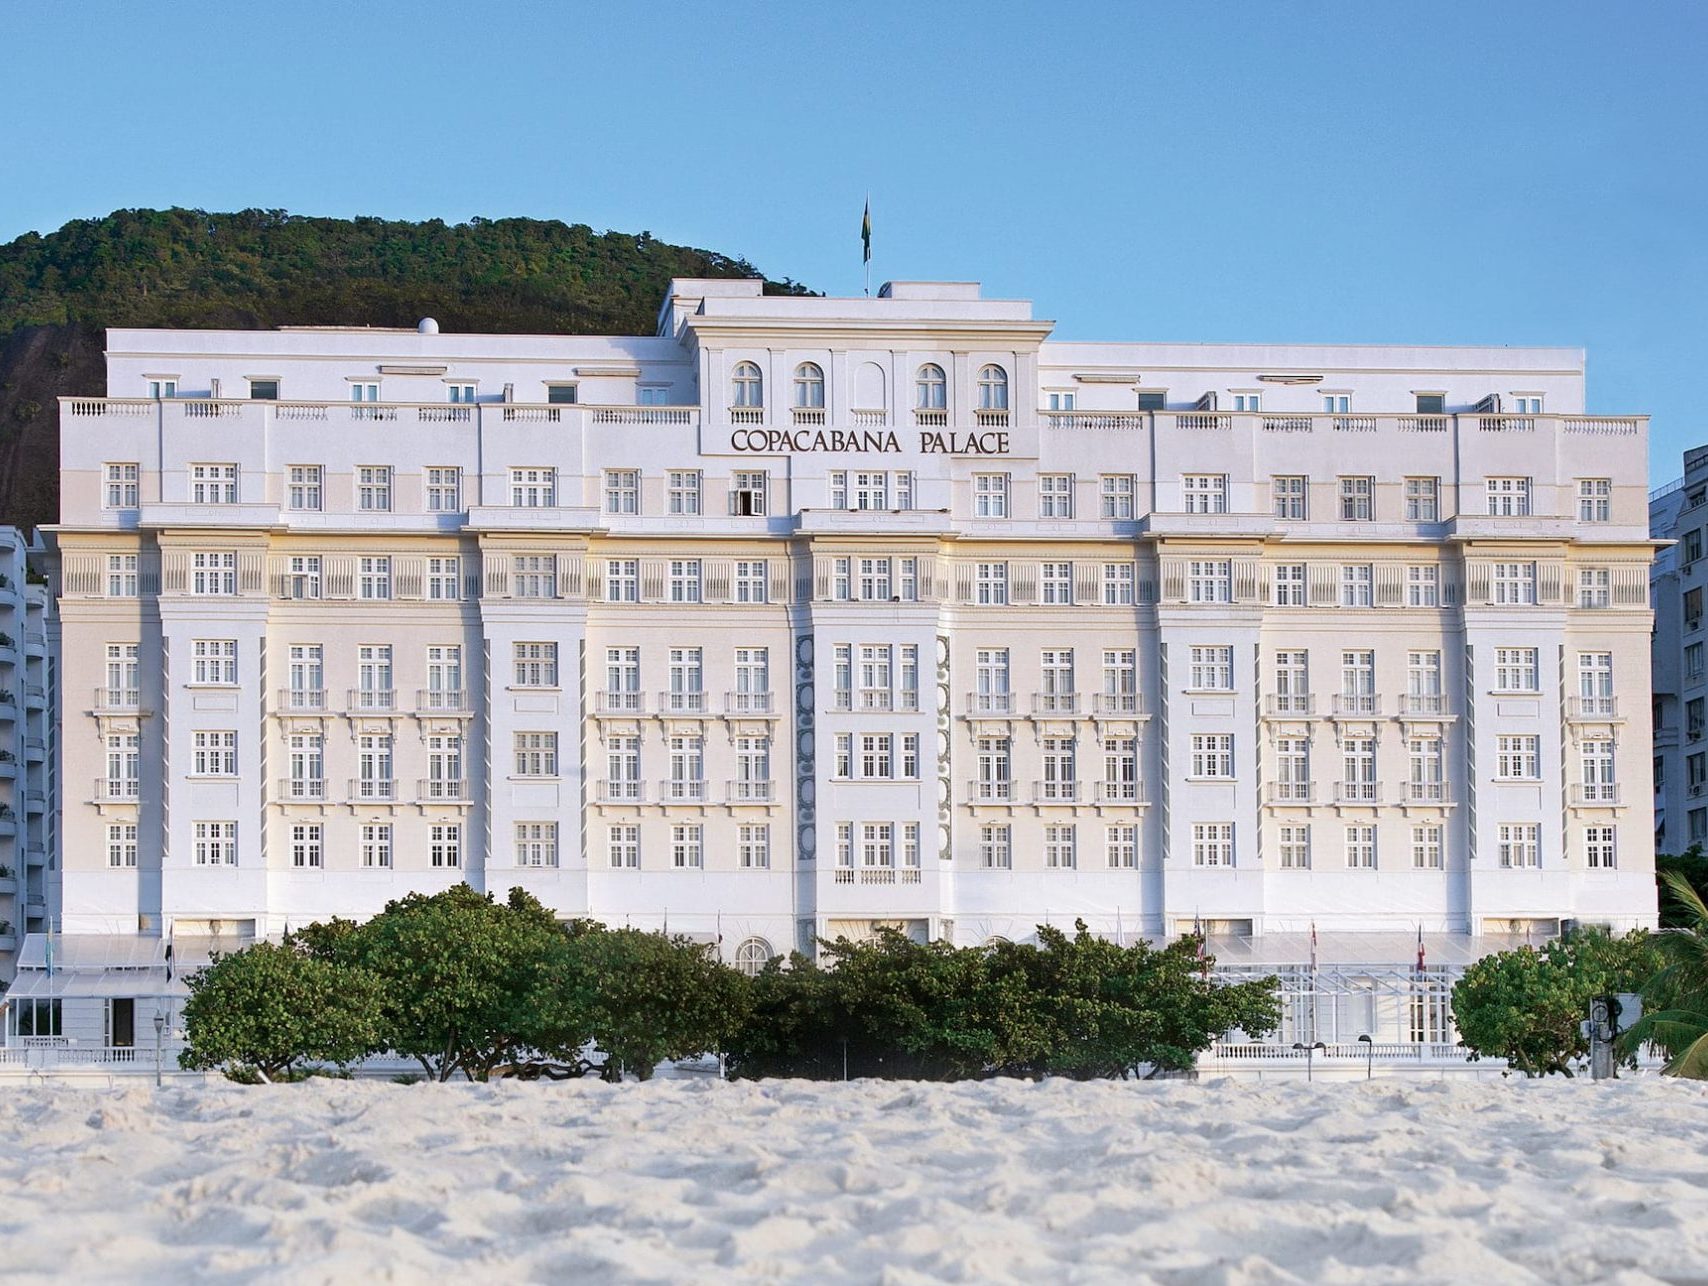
left=734, top=937, right=774, bottom=977
left=978, top=364, right=1009, bottom=411
left=732, top=362, right=764, bottom=408
left=916, top=363, right=946, bottom=410
left=793, top=362, right=825, bottom=409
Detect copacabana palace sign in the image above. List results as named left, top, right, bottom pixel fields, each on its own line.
left=727, top=427, right=1012, bottom=455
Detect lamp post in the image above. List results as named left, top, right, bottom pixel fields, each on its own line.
left=1357, top=1033, right=1373, bottom=1081
left=152, top=1010, right=165, bottom=1088
left=1292, top=1041, right=1326, bottom=1082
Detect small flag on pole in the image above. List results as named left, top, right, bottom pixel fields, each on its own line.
left=1416, top=924, right=1427, bottom=973
left=1309, top=921, right=1319, bottom=972
left=860, top=198, right=872, bottom=265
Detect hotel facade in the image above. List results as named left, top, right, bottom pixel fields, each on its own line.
left=14, top=277, right=1661, bottom=1058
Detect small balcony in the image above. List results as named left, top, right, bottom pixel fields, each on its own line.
left=1264, top=780, right=1316, bottom=806
left=967, top=778, right=1013, bottom=803
left=914, top=408, right=948, bottom=428
left=1332, top=693, right=1382, bottom=718
left=833, top=866, right=924, bottom=885
left=1570, top=783, right=1622, bottom=807
left=658, top=690, right=709, bottom=716
left=1264, top=693, right=1315, bottom=718
left=726, top=779, right=775, bottom=804
left=93, top=779, right=139, bottom=804
left=415, top=689, right=472, bottom=715
left=966, top=691, right=1015, bottom=716
left=725, top=690, right=776, bottom=716
left=1031, top=780, right=1081, bottom=804
left=594, top=779, right=647, bottom=804
left=1402, top=781, right=1454, bottom=805
left=594, top=691, right=646, bottom=716
left=417, top=778, right=469, bottom=803
left=92, top=687, right=144, bottom=714
left=729, top=406, right=764, bottom=425
left=1094, top=780, right=1149, bottom=804
left=1400, top=693, right=1449, bottom=717
left=658, top=778, right=708, bottom=803
left=974, top=409, right=1010, bottom=428
left=1334, top=781, right=1383, bottom=805
left=348, top=688, right=396, bottom=714
left=277, top=777, right=327, bottom=803
left=1567, top=696, right=1620, bottom=721
left=791, top=407, right=826, bottom=427
left=1031, top=692, right=1080, bottom=716
left=1092, top=692, right=1144, bottom=717
left=347, top=778, right=397, bottom=803
left=276, top=688, right=328, bottom=713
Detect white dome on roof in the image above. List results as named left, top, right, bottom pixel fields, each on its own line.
left=417, top=317, right=440, bottom=335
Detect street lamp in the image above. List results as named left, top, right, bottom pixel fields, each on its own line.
left=152, top=1010, right=166, bottom=1088
left=1292, top=1041, right=1327, bottom=1082
left=1357, top=1033, right=1373, bottom=1080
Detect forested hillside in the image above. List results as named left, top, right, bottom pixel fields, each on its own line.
left=0, top=208, right=809, bottom=534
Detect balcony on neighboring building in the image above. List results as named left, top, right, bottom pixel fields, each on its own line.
left=276, top=688, right=328, bottom=713
left=417, top=778, right=469, bottom=804
left=277, top=777, right=327, bottom=803
left=593, top=691, right=647, bottom=716
left=724, top=690, right=776, bottom=716
left=347, top=778, right=397, bottom=803
left=1331, top=694, right=1382, bottom=718
left=1400, top=693, right=1450, bottom=717
left=1567, top=696, right=1620, bottom=721
left=658, top=778, right=709, bottom=804
left=1265, top=780, right=1317, bottom=806
left=1031, top=779, right=1081, bottom=804
left=1570, top=783, right=1622, bottom=807
left=348, top=688, right=397, bottom=714
left=1334, top=781, right=1383, bottom=806
left=1402, top=781, right=1455, bottom=806
left=1264, top=693, right=1315, bottom=718
left=92, top=779, right=139, bottom=805
left=594, top=780, right=647, bottom=804
left=658, top=690, right=709, bottom=716
left=966, top=692, right=1015, bottom=717
left=91, top=687, right=146, bottom=714
left=1092, top=692, right=1145, bottom=717
left=1094, top=779, right=1150, bottom=805
left=725, top=779, right=775, bottom=804
left=1031, top=692, right=1080, bottom=716
left=415, top=689, right=472, bottom=715
left=967, top=778, right=1013, bottom=804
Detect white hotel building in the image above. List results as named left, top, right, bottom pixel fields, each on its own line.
left=13, top=277, right=1660, bottom=1058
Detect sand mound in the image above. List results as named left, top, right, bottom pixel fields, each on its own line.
left=0, top=1076, right=1703, bottom=1283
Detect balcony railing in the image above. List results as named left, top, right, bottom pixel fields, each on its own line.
left=726, top=779, right=775, bottom=803
left=833, top=690, right=919, bottom=712
left=1031, top=780, right=1080, bottom=804
left=967, top=692, right=1015, bottom=716
left=1264, top=693, right=1315, bottom=717
left=1403, top=781, right=1454, bottom=805
left=92, top=687, right=143, bottom=712
left=1032, top=692, right=1080, bottom=716
left=974, top=409, right=1010, bottom=428
left=725, top=690, right=775, bottom=715
left=277, top=687, right=328, bottom=712
left=914, top=408, right=948, bottom=427
left=1265, top=780, right=1316, bottom=806
left=967, top=778, right=1013, bottom=803
left=277, top=777, right=326, bottom=803
left=415, top=689, right=471, bottom=714
left=594, top=779, right=646, bottom=803
left=1334, top=781, right=1383, bottom=805
left=1092, top=692, right=1144, bottom=716
left=791, top=407, right=826, bottom=426
left=1570, top=783, right=1622, bottom=806
left=834, top=867, right=924, bottom=885
left=659, top=778, right=708, bottom=803
left=348, top=688, right=396, bottom=713
left=658, top=690, right=708, bottom=715
left=1568, top=696, right=1619, bottom=720
left=417, top=778, right=469, bottom=803
left=347, top=778, right=397, bottom=802
left=594, top=691, right=646, bottom=716
left=93, top=779, right=139, bottom=804
left=1094, top=779, right=1150, bottom=804
left=1332, top=693, right=1382, bottom=717
left=729, top=406, right=764, bottom=424
left=1400, top=693, right=1449, bottom=717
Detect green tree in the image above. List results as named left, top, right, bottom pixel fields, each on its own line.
left=178, top=940, right=388, bottom=1079
left=1624, top=872, right=1708, bottom=1078
left=1657, top=849, right=1708, bottom=929
left=1452, top=927, right=1662, bottom=1076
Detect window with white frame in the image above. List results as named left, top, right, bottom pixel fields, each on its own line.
left=1279, top=824, right=1311, bottom=869
left=1191, top=733, right=1234, bottom=779
left=1408, top=737, right=1444, bottom=799
left=668, top=559, right=702, bottom=603
left=606, top=558, right=639, bottom=603
left=191, top=551, right=238, bottom=595
left=425, top=467, right=462, bottom=513
left=510, top=467, right=556, bottom=508
left=1101, top=474, right=1136, bottom=519
left=1102, top=736, right=1139, bottom=800
left=1189, top=645, right=1234, bottom=691
left=513, top=641, right=558, bottom=688
left=426, top=556, right=460, bottom=600
left=1581, top=738, right=1616, bottom=801
left=793, top=362, right=824, bottom=409
left=608, top=824, right=640, bottom=869
left=1102, top=651, right=1137, bottom=714
left=516, top=822, right=559, bottom=867
left=735, top=559, right=768, bottom=603
left=1273, top=562, right=1306, bottom=606
left=916, top=363, right=947, bottom=409
left=358, top=555, right=392, bottom=600
left=1045, top=824, right=1077, bottom=869
left=1323, top=393, right=1351, bottom=413
left=980, top=823, right=1012, bottom=868
left=1343, top=737, right=1377, bottom=799
left=1040, top=738, right=1076, bottom=800
left=1039, top=473, right=1074, bottom=518
left=105, top=732, right=139, bottom=797
left=1276, top=737, right=1310, bottom=799
left=1412, top=823, right=1444, bottom=869
left=1577, top=478, right=1612, bottom=523
left=1578, top=567, right=1611, bottom=608
left=356, top=732, right=393, bottom=794
left=605, top=470, right=639, bottom=515
left=107, top=554, right=138, bottom=597
left=1188, top=559, right=1232, bottom=603
left=1232, top=392, right=1260, bottom=412
left=1404, top=477, right=1439, bottom=522
left=514, top=731, right=558, bottom=777
left=1273, top=650, right=1309, bottom=712
left=1344, top=824, right=1377, bottom=869
left=357, top=466, right=392, bottom=512
left=1272, top=475, right=1307, bottom=520
left=1106, top=824, right=1137, bottom=869
left=192, top=638, right=238, bottom=685
left=194, top=821, right=238, bottom=867
left=1341, top=563, right=1374, bottom=607
left=280, top=554, right=319, bottom=600
left=734, top=647, right=769, bottom=709
left=287, top=465, right=322, bottom=511
left=1408, top=650, right=1443, bottom=704
left=1342, top=650, right=1375, bottom=708
left=447, top=382, right=476, bottom=404
left=606, top=736, right=641, bottom=798
left=513, top=554, right=556, bottom=599
left=1039, top=649, right=1075, bottom=712
left=287, top=645, right=323, bottom=706
left=191, top=463, right=238, bottom=505
left=668, top=470, right=702, bottom=515
left=548, top=383, right=580, bottom=405
left=739, top=823, right=771, bottom=869
left=858, top=557, right=892, bottom=601
left=104, top=462, right=140, bottom=510
left=731, top=363, right=764, bottom=409
left=1406, top=565, right=1439, bottom=607
left=975, top=737, right=1011, bottom=798
left=1498, top=823, right=1540, bottom=868
left=1486, top=477, right=1532, bottom=516
left=1585, top=825, right=1617, bottom=869
left=425, top=646, right=461, bottom=705
left=430, top=823, right=462, bottom=869
left=1338, top=476, right=1375, bottom=521
left=107, top=823, right=139, bottom=868
left=1041, top=562, right=1073, bottom=605
left=1495, top=647, right=1539, bottom=692
left=1497, top=735, right=1540, bottom=780
left=1492, top=562, right=1537, bottom=605
left=1192, top=823, right=1234, bottom=867
left=1103, top=562, right=1135, bottom=605
left=671, top=823, right=704, bottom=868
left=425, top=733, right=462, bottom=792
left=192, top=730, right=238, bottom=777
left=975, top=473, right=1010, bottom=518
left=1183, top=474, right=1227, bottom=514
left=291, top=823, right=322, bottom=869
left=104, top=642, right=139, bottom=707
left=976, top=562, right=1008, bottom=605
left=978, top=365, right=1009, bottom=411
left=731, top=471, right=768, bottom=516
left=1048, top=390, right=1076, bottom=410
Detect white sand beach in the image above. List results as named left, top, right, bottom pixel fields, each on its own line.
left=0, top=1076, right=1703, bottom=1284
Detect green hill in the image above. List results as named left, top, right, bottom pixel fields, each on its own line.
left=0, top=208, right=810, bottom=534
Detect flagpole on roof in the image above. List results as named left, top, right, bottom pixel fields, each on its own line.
left=861, top=196, right=872, bottom=297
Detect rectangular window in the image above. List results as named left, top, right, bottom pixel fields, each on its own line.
left=734, top=559, right=768, bottom=604
left=282, top=554, right=321, bottom=600
left=516, top=822, right=559, bottom=867
left=608, top=824, right=640, bottom=869
left=1486, top=477, right=1533, bottom=517
left=1577, top=568, right=1611, bottom=609
left=606, top=558, right=639, bottom=602
left=107, top=822, right=139, bottom=868
left=190, top=463, right=239, bottom=505
left=248, top=379, right=279, bottom=400
left=976, top=562, right=1009, bottom=606
left=1191, top=733, right=1235, bottom=779
left=1188, top=559, right=1232, bottom=603
left=194, top=821, right=238, bottom=867
left=447, top=382, right=476, bottom=404
left=671, top=823, right=704, bottom=869
left=426, top=556, right=460, bottom=600
left=859, top=557, right=892, bottom=601
left=1578, top=478, right=1612, bottom=523
left=1279, top=824, right=1311, bottom=870
left=980, top=823, right=1013, bottom=869
left=1273, top=650, right=1309, bottom=714
left=1341, top=564, right=1374, bottom=607
left=191, top=639, right=238, bottom=685
left=1412, top=824, right=1444, bottom=870
left=669, top=559, right=702, bottom=603
left=605, top=470, right=639, bottom=515
left=668, top=470, right=702, bottom=515
left=731, top=471, right=768, bottom=516
left=105, top=732, right=140, bottom=798
left=513, top=641, right=558, bottom=687
left=547, top=383, right=579, bottom=405
left=104, top=462, right=140, bottom=510
left=975, top=473, right=1011, bottom=518
left=1497, top=735, right=1541, bottom=780
left=1039, top=473, right=1074, bottom=518
left=290, top=823, right=322, bottom=869
left=1189, top=645, right=1234, bottom=691
left=1041, top=562, right=1073, bottom=605
left=192, top=730, right=238, bottom=777
left=356, top=732, right=393, bottom=795
left=1498, top=823, right=1541, bottom=869
left=1272, top=475, right=1307, bottom=520
left=358, top=555, right=392, bottom=600
left=1492, top=562, right=1537, bottom=605
left=1182, top=474, right=1227, bottom=514
left=430, top=823, right=462, bottom=869
left=1045, top=824, right=1077, bottom=870
left=283, top=465, right=322, bottom=512
left=512, top=554, right=556, bottom=599
left=1101, top=474, right=1136, bottom=519
left=425, top=466, right=462, bottom=512
left=1103, top=563, right=1135, bottom=605
left=1495, top=647, right=1539, bottom=692
left=1585, top=825, right=1617, bottom=869
left=510, top=467, right=556, bottom=507
left=107, top=554, right=138, bottom=597
left=1406, top=565, right=1439, bottom=607
left=1404, top=477, right=1440, bottom=522
left=514, top=732, right=559, bottom=777
left=1106, top=825, right=1137, bottom=869
left=191, top=551, right=238, bottom=596
left=1338, top=476, right=1374, bottom=521
left=1344, top=824, right=1377, bottom=870
left=357, top=466, right=392, bottom=512
left=738, top=823, right=770, bottom=869
left=1192, top=823, right=1234, bottom=867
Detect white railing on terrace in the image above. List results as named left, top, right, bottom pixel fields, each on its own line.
left=967, top=779, right=1013, bottom=803
left=92, top=687, right=143, bottom=712
left=594, top=691, right=646, bottom=715
left=849, top=409, right=888, bottom=428
left=1570, top=783, right=1622, bottom=806
left=1265, top=781, right=1316, bottom=806
left=276, top=688, right=328, bottom=712
left=725, top=691, right=775, bottom=715
left=974, top=409, right=1009, bottom=428
left=1092, top=692, right=1144, bottom=716
left=833, top=867, right=923, bottom=885
left=1035, top=409, right=1645, bottom=438
left=1332, top=693, right=1382, bottom=717
left=1567, top=695, right=1619, bottom=719
left=967, top=692, right=1015, bottom=716
left=1209, top=1041, right=1462, bottom=1061
left=658, top=690, right=708, bottom=715
left=791, top=407, right=826, bottom=426
left=1334, top=781, right=1383, bottom=805
left=348, top=688, right=396, bottom=713
left=92, top=779, right=139, bottom=804
left=348, top=778, right=397, bottom=802
left=914, top=408, right=948, bottom=427
left=1264, top=693, right=1315, bottom=717
left=277, top=777, right=326, bottom=803
left=595, top=780, right=646, bottom=803
left=729, top=407, right=764, bottom=424
left=659, top=779, right=708, bottom=803
left=1031, top=780, right=1080, bottom=804
left=726, top=779, right=775, bottom=803
left=1400, top=693, right=1449, bottom=716
left=415, top=689, right=471, bottom=714
left=1094, top=780, right=1149, bottom=804
left=418, top=779, right=468, bottom=803
left=1403, top=781, right=1454, bottom=805
left=1032, top=692, right=1080, bottom=715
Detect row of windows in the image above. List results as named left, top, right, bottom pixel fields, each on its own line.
left=732, top=362, right=1009, bottom=412
left=140, top=379, right=590, bottom=404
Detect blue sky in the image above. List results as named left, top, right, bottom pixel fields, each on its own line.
left=3, top=1, right=1703, bottom=482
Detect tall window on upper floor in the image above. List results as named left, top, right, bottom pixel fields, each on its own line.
left=104, top=463, right=140, bottom=511
left=793, top=363, right=825, bottom=409
left=916, top=364, right=947, bottom=410
left=1578, top=478, right=1612, bottom=523
left=731, top=362, right=764, bottom=408
left=1486, top=477, right=1532, bottom=517
left=977, top=365, right=1008, bottom=411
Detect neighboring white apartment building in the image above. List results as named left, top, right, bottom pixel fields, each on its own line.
left=13, top=277, right=1660, bottom=1059
left=0, top=529, right=52, bottom=984
left=1650, top=446, right=1708, bottom=854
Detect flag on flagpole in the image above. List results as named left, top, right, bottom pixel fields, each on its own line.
left=1309, top=921, right=1319, bottom=972
left=860, top=198, right=872, bottom=265
left=1416, top=924, right=1427, bottom=973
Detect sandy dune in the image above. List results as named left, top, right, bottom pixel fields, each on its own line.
left=0, top=1076, right=1703, bottom=1284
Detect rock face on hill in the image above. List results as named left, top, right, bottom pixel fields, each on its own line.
left=0, top=208, right=809, bottom=534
